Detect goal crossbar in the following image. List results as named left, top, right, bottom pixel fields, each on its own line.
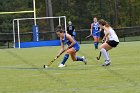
left=0, top=11, right=34, bottom=15
left=13, top=16, right=66, bottom=21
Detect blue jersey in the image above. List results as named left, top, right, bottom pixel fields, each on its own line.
left=61, top=34, right=80, bottom=51
left=92, top=22, right=100, bottom=37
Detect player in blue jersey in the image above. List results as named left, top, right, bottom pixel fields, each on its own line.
left=56, top=28, right=87, bottom=67
left=90, top=17, right=100, bottom=49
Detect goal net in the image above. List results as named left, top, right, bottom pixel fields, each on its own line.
left=13, top=16, right=67, bottom=48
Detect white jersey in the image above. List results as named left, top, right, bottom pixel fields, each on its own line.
left=104, top=27, right=119, bottom=42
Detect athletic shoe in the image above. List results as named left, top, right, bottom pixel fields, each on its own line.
left=58, top=64, right=66, bottom=67
left=82, top=56, right=87, bottom=65
left=102, top=60, right=111, bottom=66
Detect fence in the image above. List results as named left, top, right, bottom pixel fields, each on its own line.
left=75, top=26, right=140, bottom=43
left=0, top=26, right=140, bottom=48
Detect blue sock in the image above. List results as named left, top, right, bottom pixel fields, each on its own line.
left=61, top=54, right=69, bottom=65
left=76, top=56, right=83, bottom=61
left=96, top=42, right=99, bottom=49
left=94, top=42, right=98, bottom=49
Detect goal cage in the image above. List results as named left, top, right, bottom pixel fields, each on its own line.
left=13, top=16, right=67, bottom=48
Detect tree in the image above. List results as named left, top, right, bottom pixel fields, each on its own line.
left=0, top=0, right=140, bottom=33
left=0, top=0, right=33, bottom=32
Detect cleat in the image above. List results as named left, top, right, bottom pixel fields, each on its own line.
left=102, top=60, right=111, bottom=66
left=82, top=56, right=87, bottom=65
left=102, top=62, right=111, bottom=66
left=58, top=64, right=66, bottom=68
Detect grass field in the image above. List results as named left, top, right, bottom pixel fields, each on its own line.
left=0, top=41, right=140, bottom=93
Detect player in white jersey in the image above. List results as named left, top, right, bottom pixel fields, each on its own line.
left=98, top=19, right=119, bottom=66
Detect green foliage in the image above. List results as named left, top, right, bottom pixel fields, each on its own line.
left=0, top=0, right=33, bottom=32
left=0, top=0, right=140, bottom=32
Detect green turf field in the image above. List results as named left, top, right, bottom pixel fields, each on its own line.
left=0, top=42, right=140, bottom=93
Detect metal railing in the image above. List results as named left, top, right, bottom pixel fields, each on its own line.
left=0, top=26, right=140, bottom=48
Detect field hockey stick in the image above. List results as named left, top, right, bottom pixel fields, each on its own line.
left=96, top=51, right=101, bottom=60
left=95, top=38, right=106, bottom=60
left=85, top=34, right=92, bottom=39
left=86, top=31, right=100, bottom=39
left=96, top=38, right=106, bottom=60
left=43, top=49, right=66, bottom=68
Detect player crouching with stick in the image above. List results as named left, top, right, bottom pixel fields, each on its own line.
left=56, top=28, right=87, bottom=67
left=98, top=19, right=119, bottom=66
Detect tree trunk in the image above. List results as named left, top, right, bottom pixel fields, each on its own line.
left=45, top=0, right=55, bottom=39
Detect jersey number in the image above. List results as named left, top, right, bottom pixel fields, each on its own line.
left=69, top=26, right=73, bottom=30
left=94, top=27, right=99, bottom=30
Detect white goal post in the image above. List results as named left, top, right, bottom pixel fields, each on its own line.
left=13, top=16, right=67, bottom=48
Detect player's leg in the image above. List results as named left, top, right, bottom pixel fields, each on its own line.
left=58, top=48, right=78, bottom=67
left=93, top=32, right=99, bottom=49
left=96, top=32, right=100, bottom=49
left=99, top=42, right=112, bottom=66
left=94, top=36, right=100, bottom=49
left=93, top=36, right=97, bottom=49
left=92, top=32, right=97, bottom=49
left=69, top=49, right=87, bottom=64
left=94, top=32, right=100, bottom=49
left=71, top=54, right=87, bottom=65
left=58, top=50, right=70, bottom=67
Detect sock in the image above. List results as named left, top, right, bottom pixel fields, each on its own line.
left=76, top=56, right=83, bottom=61
left=61, top=54, right=69, bottom=65
left=96, top=42, right=99, bottom=49
left=100, top=48, right=110, bottom=61
left=94, top=42, right=98, bottom=49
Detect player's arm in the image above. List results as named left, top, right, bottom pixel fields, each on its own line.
left=99, top=27, right=102, bottom=32
left=57, top=37, right=65, bottom=57
left=102, top=26, right=109, bottom=42
left=66, top=34, right=76, bottom=49
left=73, top=26, right=76, bottom=32
left=90, top=23, right=93, bottom=35
left=72, top=26, right=76, bottom=36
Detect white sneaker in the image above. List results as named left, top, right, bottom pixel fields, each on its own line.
left=102, top=60, right=111, bottom=66
left=82, top=56, right=87, bottom=65
left=105, top=60, right=111, bottom=64
left=58, top=64, right=66, bottom=67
